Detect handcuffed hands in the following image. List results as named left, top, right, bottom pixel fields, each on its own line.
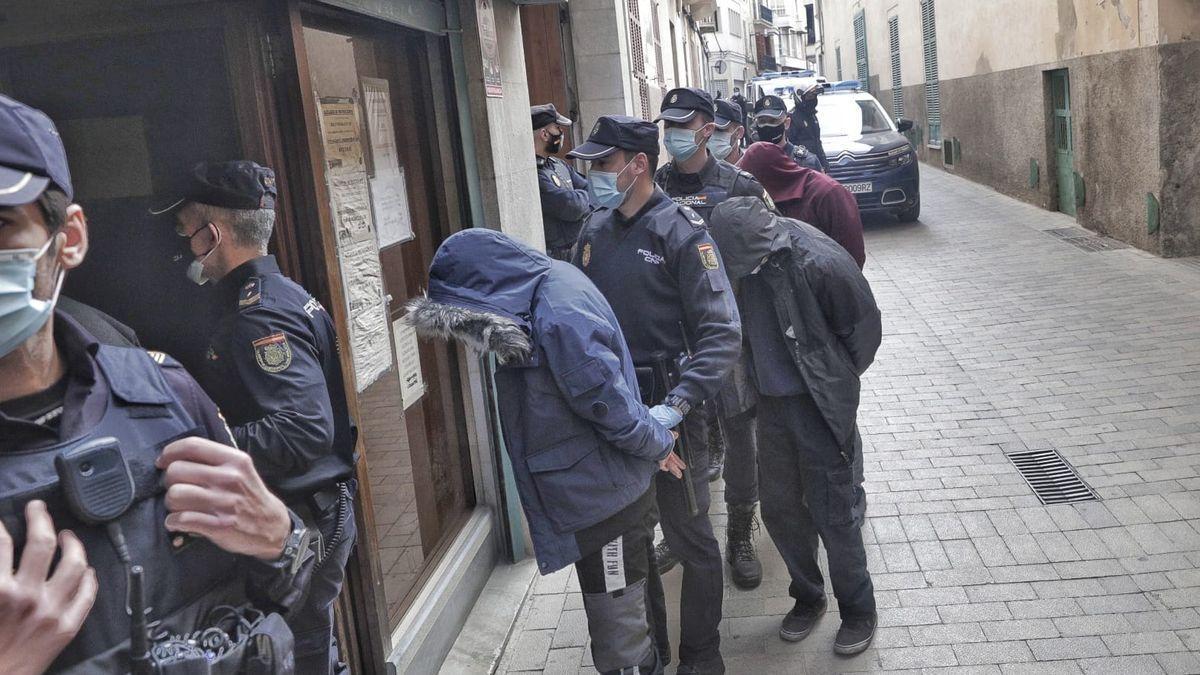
left=0, top=500, right=98, bottom=675
left=158, top=437, right=291, bottom=562
left=648, top=403, right=684, bottom=429
left=657, top=450, right=687, bottom=479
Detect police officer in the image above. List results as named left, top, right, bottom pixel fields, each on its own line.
left=709, top=99, right=747, bottom=165
left=0, top=94, right=310, bottom=673
left=652, top=87, right=770, bottom=591
left=532, top=103, right=592, bottom=260
left=163, top=162, right=357, bottom=674
left=752, top=95, right=824, bottom=172
left=787, top=84, right=830, bottom=171
left=569, top=115, right=740, bottom=675
left=728, top=92, right=751, bottom=147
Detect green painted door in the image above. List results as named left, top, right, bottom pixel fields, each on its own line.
left=1050, top=70, right=1076, bottom=216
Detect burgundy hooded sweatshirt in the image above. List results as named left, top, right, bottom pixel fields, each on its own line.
left=737, top=142, right=866, bottom=268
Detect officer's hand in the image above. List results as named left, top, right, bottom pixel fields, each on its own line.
left=158, top=437, right=291, bottom=562
left=0, top=500, right=98, bottom=675
left=657, top=451, right=687, bottom=479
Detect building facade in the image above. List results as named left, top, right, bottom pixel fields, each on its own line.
left=821, top=0, right=1200, bottom=256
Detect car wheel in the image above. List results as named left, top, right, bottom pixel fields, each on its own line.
left=897, top=199, right=920, bottom=222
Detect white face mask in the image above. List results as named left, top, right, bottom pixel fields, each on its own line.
left=181, top=223, right=221, bottom=286
left=0, top=235, right=65, bottom=358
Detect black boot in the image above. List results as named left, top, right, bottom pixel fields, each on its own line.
left=726, top=503, right=762, bottom=589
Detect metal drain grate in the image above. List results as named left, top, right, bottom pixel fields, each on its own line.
left=1043, top=227, right=1129, bottom=252
left=1006, top=448, right=1098, bottom=505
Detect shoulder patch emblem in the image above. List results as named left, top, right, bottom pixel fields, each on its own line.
left=697, top=243, right=720, bottom=270
left=761, top=189, right=777, bottom=212
left=582, top=242, right=592, bottom=268
left=252, top=333, right=292, bottom=373
left=551, top=173, right=563, bottom=187
left=239, top=277, right=262, bottom=309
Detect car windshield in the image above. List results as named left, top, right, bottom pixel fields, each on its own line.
left=815, top=96, right=894, bottom=137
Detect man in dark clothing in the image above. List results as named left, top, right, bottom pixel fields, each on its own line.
left=787, top=84, right=829, bottom=171
left=570, top=115, right=740, bottom=674
left=532, top=103, right=592, bottom=259
left=0, top=94, right=310, bottom=673
left=728, top=92, right=751, bottom=147
left=752, top=95, right=824, bottom=172
left=408, top=228, right=679, bottom=674
left=165, top=161, right=357, bottom=674
left=707, top=196, right=881, bottom=657
left=652, top=87, right=773, bottom=591
left=738, top=141, right=866, bottom=268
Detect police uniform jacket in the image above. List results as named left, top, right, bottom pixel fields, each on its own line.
left=200, top=255, right=356, bottom=499
left=0, top=313, right=311, bottom=672
left=784, top=141, right=825, bottom=172
left=787, top=99, right=829, bottom=171
left=408, top=229, right=674, bottom=574
left=572, top=187, right=741, bottom=409
left=537, top=155, right=593, bottom=251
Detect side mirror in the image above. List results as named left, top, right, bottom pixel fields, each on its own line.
left=896, top=118, right=914, bottom=132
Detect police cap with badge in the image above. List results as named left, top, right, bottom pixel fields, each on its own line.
left=567, top=115, right=660, bottom=160
left=0, top=94, right=73, bottom=206
left=752, top=95, right=789, bottom=124
left=153, top=160, right=277, bottom=214
left=714, top=98, right=744, bottom=130
left=655, top=87, right=716, bottom=124
left=531, top=103, right=573, bottom=130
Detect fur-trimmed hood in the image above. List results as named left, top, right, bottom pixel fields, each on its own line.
left=406, top=229, right=550, bottom=364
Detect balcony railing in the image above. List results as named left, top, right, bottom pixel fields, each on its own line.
left=757, top=4, right=773, bottom=26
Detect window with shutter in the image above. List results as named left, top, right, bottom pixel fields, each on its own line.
left=921, top=0, right=942, bottom=145
left=853, top=10, right=869, bottom=91
left=627, top=0, right=651, bottom=119
left=888, top=15, right=903, bottom=117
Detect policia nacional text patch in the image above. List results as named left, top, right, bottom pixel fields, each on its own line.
left=697, top=243, right=720, bottom=270
left=252, top=332, right=292, bottom=373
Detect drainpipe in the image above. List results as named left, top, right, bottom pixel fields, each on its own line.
left=445, top=0, right=486, bottom=229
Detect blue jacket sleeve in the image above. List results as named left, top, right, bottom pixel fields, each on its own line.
left=226, top=308, right=336, bottom=478
left=539, top=167, right=593, bottom=223
left=670, top=228, right=742, bottom=406
left=540, top=312, right=675, bottom=463
left=568, top=164, right=589, bottom=191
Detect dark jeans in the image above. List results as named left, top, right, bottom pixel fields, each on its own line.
left=757, top=395, right=875, bottom=618
left=290, top=486, right=358, bottom=675
left=717, top=405, right=758, bottom=506
left=645, top=411, right=723, bottom=665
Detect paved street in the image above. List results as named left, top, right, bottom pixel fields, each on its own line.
left=491, top=166, right=1200, bottom=674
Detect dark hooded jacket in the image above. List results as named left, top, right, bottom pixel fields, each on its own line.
left=407, top=229, right=674, bottom=574
left=708, top=197, right=881, bottom=454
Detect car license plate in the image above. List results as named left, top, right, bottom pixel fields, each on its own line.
left=844, top=182, right=873, bottom=194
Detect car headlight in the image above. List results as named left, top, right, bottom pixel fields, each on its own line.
left=888, top=150, right=914, bottom=167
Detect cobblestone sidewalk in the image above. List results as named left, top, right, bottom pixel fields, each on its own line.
left=489, top=167, right=1200, bottom=674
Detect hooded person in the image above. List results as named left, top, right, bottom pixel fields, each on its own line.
left=705, top=196, right=882, bottom=656
left=406, top=228, right=682, bottom=675
left=737, top=141, right=866, bottom=269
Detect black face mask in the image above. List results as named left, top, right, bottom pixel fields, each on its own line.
left=755, top=123, right=785, bottom=144
left=546, top=132, right=564, bottom=154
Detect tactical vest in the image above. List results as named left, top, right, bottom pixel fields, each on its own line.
left=0, top=345, right=267, bottom=673
left=661, top=167, right=739, bottom=224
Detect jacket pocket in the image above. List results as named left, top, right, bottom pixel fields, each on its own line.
left=526, top=436, right=620, bottom=532
left=810, top=465, right=866, bottom=528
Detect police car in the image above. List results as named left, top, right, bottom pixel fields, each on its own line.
left=817, top=81, right=921, bottom=222
left=748, top=70, right=828, bottom=110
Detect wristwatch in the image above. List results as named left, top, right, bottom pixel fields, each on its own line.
left=276, top=510, right=312, bottom=576
left=663, top=394, right=692, bottom=417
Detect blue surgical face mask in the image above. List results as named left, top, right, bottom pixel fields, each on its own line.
left=663, top=128, right=701, bottom=162
left=0, top=235, right=65, bottom=358
left=588, top=158, right=636, bottom=209
left=709, top=131, right=735, bottom=161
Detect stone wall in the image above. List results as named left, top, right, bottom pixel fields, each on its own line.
left=1158, top=41, right=1200, bottom=257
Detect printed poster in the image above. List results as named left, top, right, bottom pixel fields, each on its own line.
left=361, top=77, right=414, bottom=247
left=478, top=0, right=503, bottom=97
left=393, top=317, right=427, bottom=409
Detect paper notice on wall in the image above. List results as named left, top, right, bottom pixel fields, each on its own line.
left=359, top=78, right=414, bottom=247
left=477, top=0, right=503, bottom=97
left=361, top=78, right=398, bottom=174
left=393, top=317, right=426, bottom=409
left=371, top=169, right=413, bottom=248
left=318, top=97, right=390, bottom=392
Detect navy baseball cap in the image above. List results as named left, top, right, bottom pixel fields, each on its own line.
left=152, top=160, right=277, bottom=214
left=531, top=103, right=572, bottom=130
left=0, top=95, right=72, bottom=206
left=567, top=115, right=659, bottom=160
left=655, top=87, right=716, bottom=124
left=714, top=99, right=743, bottom=129
left=753, top=95, right=789, bottom=122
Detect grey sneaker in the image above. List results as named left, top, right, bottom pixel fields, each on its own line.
left=833, top=613, right=877, bottom=655
left=779, top=597, right=827, bottom=642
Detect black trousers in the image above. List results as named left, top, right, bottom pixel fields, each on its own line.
left=715, top=403, right=758, bottom=506
left=645, top=411, right=723, bottom=665
left=289, top=484, right=358, bottom=675
left=757, top=395, right=875, bottom=618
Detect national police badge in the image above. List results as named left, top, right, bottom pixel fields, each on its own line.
left=697, top=243, right=719, bottom=270
left=582, top=242, right=592, bottom=268
left=669, top=93, right=679, bottom=104
left=252, top=333, right=292, bottom=373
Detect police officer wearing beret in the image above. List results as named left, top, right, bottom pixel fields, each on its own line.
left=164, top=161, right=357, bottom=674
left=0, top=95, right=310, bottom=673
left=652, top=87, right=772, bottom=593
left=569, top=115, right=739, bottom=675
left=532, top=103, right=593, bottom=260
left=752, top=95, right=825, bottom=172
